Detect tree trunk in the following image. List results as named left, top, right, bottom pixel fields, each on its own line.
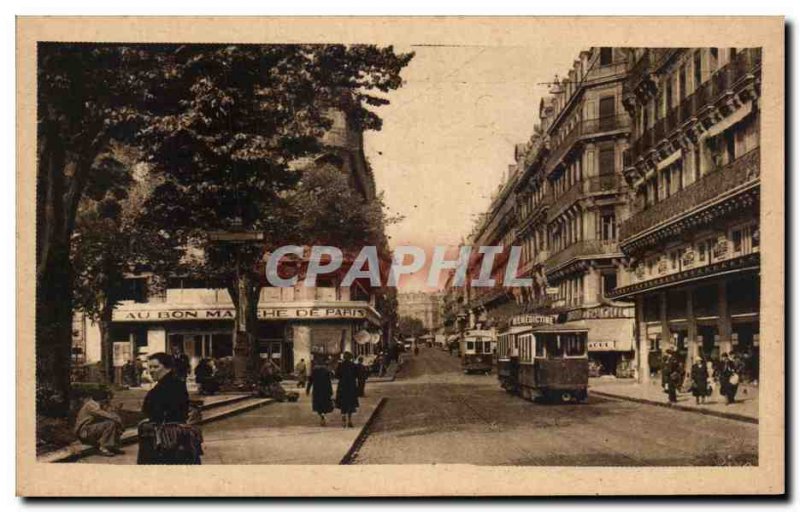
left=98, top=302, right=115, bottom=384
left=228, top=271, right=262, bottom=388
left=35, top=124, right=73, bottom=417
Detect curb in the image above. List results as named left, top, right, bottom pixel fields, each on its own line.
left=38, top=396, right=276, bottom=463
left=339, top=397, right=387, bottom=465
left=591, top=390, right=758, bottom=424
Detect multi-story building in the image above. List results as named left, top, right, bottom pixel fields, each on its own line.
left=609, top=48, right=761, bottom=382
left=75, top=109, right=386, bottom=377
left=397, top=291, right=444, bottom=332
left=465, top=161, right=523, bottom=332
left=514, top=47, right=636, bottom=376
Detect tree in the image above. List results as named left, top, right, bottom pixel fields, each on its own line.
left=398, top=316, right=426, bottom=339
left=71, top=147, right=183, bottom=382
left=37, top=44, right=155, bottom=414
left=138, top=44, right=413, bottom=385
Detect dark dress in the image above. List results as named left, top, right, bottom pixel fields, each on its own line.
left=690, top=363, right=709, bottom=397
left=137, top=371, right=201, bottom=465
left=335, top=360, right=360, bottom=414
left=356, top=363, right=369, bottom=397
left=306, top=366, right=334, bottom=414
left=719, top=360, right=739, bottom=404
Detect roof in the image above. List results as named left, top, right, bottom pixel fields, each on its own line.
left=531, top=321, right=590, bottom=334
left=498, top=325, right=533, bottom=336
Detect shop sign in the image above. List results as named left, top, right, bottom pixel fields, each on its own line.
left=114, top=306, right=370, bottom=322
left=566, top=306, right=633, bottom=321
left=510, top=314, right=555, bottom=326
left=588, top=341, right=616, bottom=351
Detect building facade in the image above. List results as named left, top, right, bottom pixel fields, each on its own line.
left=515, top=47, right=636, bottom=377
left=75, top=109, right=386, bottom=378
left=610, top=48, right=761, bottom=382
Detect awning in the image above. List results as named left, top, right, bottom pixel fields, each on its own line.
left=447, top=335, right=460, bottom=342
left=584, top=318, right=635, bottom=352
left=701, top=101, right=754, bottom=140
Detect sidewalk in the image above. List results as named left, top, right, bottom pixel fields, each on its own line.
left=282, top=356, right=405, bottom=388
left=76, top=391, right=385, bottom=465
left=589, top=376, right=758, bottom=424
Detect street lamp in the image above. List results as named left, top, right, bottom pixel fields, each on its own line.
left=208, top=218, right=266, bottom=388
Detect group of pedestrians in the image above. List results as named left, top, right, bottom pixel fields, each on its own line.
left=663, top=350, right=746, bottom=406
left=305, top=352, right=369, bottom=428
left=73, top=348, right=380, bottom=462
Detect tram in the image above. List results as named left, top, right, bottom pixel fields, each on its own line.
left=501, top=323, right=589, bottom=402
left=496, top=326, right=528, bottom=392
left=460, top=329, right=495, bottom=374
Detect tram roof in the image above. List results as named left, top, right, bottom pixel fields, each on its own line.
left=463, top=329, right=495, bottom=339
left=530, top=321, right=589, bottom=334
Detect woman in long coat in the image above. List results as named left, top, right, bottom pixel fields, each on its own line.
left=137, top=352, right=202, bottom=465
left=306, top=358, right=334, bottom=426
left=335, top=351, right=360, bottom=428
left=690, top=358, right=709, bottom=404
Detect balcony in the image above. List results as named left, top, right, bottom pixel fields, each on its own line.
left=546, top=115, right=631, bottom=174
left=544, top=239, right=622, bottom=276
left=620, top=148, right=760, bottom=245
left=625, top=48, right=680, bottom=99
left=518, top=194, right=553, bottom=233
left=628, top=48, right=761, bottom=163
left=547, top=175, right=627, bottom=223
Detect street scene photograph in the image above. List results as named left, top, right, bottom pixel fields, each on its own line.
left=19, top=17, right=783, bottom=497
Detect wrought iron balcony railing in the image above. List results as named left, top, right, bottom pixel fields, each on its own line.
left=547, top=175, right=627, bottom=223
left=628, top=48, right=761, bottom=162
left=544, top=239, right=622, bottom=274
left=619, top=148, right=760, bottom=241
left=546, top=115, right=631, bottom=174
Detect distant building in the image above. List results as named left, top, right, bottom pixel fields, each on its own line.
left=397, top=291, right=444, bottom=332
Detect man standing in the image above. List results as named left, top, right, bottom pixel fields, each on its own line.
left=74, top=389, right=124, bottom=457
left=172, top=347, right=190, bottom=382
left=719, top=353, right=740, bottom=405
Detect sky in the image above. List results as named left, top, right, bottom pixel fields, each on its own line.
left=363, top=44, right=585, bottom=291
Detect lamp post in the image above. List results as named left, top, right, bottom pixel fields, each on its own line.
left=209, top=218, right=266, bottom=388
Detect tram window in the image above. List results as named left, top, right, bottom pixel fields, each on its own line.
left=565, top=335, right=586, bottom=356
left=535, top=338, right=545, bottom=358
left=545, top=336, right=561, bottom=358
left=484, top=341, right=492, bottom=353
left=466, top=341, right=475, bottom=352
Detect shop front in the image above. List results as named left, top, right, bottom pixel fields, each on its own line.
left=108, top=301, right=382, bottom=377
left=564, top=306, right=635, bottom=378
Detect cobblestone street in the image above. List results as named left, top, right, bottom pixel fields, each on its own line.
left=351, top=347, right=758, bottom=466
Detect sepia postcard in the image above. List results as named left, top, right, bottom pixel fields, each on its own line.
left=16, top=16, right=785, bottom=496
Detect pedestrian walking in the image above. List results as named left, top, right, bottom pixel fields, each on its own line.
left=73, top=389, right=124, bottom=457
left=335, top=351, right=360, bottom=428
left=719, top=353, right=740, bottom=405
left=137, top=352, right=202, bottom=465
left=690, top=357, right=709, bottom=405
left=356, top=356, right=368, bottom=397
left=306, top=358, right=334, bottom=426
left=663, top=350, right=681, bottom=404
left=295, top=358, right=308, bottom=388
